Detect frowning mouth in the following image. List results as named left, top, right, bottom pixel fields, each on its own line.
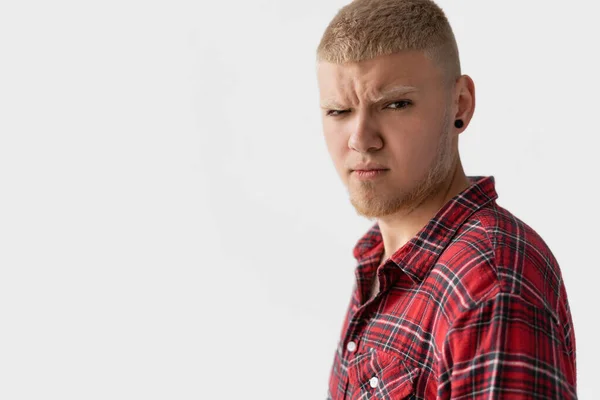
left=352, top=169, right=388, bottom=179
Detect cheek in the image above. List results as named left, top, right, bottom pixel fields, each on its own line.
left=323, top=127, right=348, bottom=159
left=386, top=130, right=438, bottom=172
left=323, top=131, right=350, bottom=181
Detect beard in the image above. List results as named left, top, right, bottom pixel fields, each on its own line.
left=347, top=112, right=456, bottom=221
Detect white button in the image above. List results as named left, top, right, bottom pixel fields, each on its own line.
left=346, top=341, right=357, bottom=352
left=369, top=376, right=379, bottom=388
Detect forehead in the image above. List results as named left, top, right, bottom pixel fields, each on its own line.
left=317, top=50, right=443, bottom=98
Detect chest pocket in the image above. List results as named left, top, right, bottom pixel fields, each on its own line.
left=346, top=347, right=420, bottom=400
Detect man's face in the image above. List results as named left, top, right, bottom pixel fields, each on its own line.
left=317, top=50, right=457, bottom=219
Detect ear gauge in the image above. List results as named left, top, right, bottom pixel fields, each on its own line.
left=454, top=119, right=464, bottom=129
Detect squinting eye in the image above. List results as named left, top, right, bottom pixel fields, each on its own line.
left=386, top=100, right=412, bottom=109
left=326, top=110, right=348, bottom=117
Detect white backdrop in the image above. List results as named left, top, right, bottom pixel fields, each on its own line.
left=0, top=0, right=598, bottom=398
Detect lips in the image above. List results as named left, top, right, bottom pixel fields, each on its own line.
left=351, top=163, right=389, bottom=171
left=352, top=169, right=388, bottom=180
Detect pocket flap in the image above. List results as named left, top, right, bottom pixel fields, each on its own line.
left=347, top=347, right=420, bottom=399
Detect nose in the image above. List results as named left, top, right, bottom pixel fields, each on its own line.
left=348, top=113, right=383, bottom=153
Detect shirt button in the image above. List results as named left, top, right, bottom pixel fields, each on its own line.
left=346, top=341, right=357, bottom=352
left=369, top=376, right=379, bottom=388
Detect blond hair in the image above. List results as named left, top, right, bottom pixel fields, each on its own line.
left=316, top=0, right=461, bottom=85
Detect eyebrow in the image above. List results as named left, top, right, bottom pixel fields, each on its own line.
left=320, top=85, right=419, bottom=109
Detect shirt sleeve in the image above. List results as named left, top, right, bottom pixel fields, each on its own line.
left=436, top=293, right=577, bottom=399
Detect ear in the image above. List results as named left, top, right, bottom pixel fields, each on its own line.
left=453, top=74, right=476, bottom=132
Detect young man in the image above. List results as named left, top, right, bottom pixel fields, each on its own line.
left=316, top=0, right=577, bottom=398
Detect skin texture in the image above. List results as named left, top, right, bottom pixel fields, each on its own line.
left=317, top=50, right=476, bottom=282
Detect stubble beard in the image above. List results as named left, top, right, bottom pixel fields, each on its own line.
left=348, top=113, right=456, bottom=221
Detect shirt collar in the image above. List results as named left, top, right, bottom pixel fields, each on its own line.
left=352, top=175, right=499, bottom=283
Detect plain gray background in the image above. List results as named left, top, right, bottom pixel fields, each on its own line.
left=0, top=0, right=598, bottom=398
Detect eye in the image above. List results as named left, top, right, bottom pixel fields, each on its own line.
left=385, top=100, right=412, bottom=110
left=326, top=109, right=349, bottom=117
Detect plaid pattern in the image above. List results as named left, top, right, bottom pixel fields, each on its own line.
left=327, top=176, right=577, bottom=399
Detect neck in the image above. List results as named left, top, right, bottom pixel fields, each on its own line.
left=377, top=158, right=470, bottom=262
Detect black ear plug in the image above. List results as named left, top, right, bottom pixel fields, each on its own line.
left=454, top=119, right=464, bottom=129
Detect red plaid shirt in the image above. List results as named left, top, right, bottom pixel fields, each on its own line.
left=327, top=176, right=577, bottom=399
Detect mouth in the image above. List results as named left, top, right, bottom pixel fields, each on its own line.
left=351, top=169, right=389, bottom=180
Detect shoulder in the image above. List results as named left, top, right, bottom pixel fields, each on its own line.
left=437, top=202, right=565, bottom=320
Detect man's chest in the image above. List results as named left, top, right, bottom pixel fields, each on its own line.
left=347, top=270, right=445, bottom=359
left=329, top=278, right=444, bottom=399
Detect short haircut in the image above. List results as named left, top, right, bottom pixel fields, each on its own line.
left=316, top=0, right=461, bottom=86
